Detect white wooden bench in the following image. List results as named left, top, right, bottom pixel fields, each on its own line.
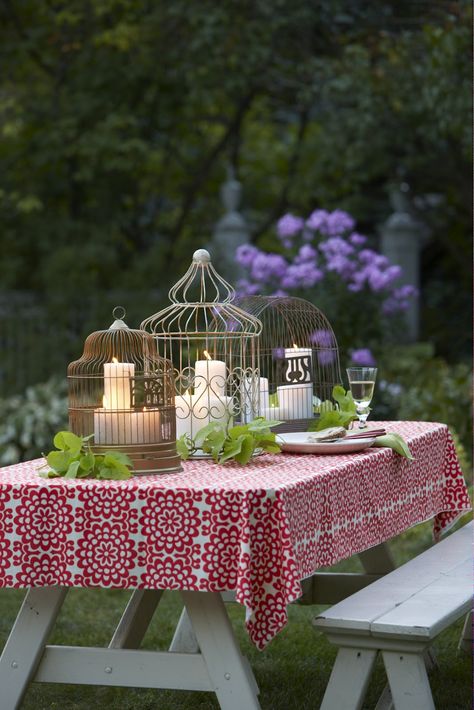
left=313, top=521, right=472, bottom=710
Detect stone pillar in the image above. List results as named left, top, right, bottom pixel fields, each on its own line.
left=209, top=166, right=250, bottom=281
left=380, top=185, right=428, bottom=342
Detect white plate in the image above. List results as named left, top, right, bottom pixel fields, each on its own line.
left=277, top=432, right=376, bottom=455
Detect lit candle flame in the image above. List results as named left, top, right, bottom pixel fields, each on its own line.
left=203, top=350, right=212, bottom=361
left=112, top=356, right=119, bottom=364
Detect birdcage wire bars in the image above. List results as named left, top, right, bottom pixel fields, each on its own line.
left=67, top=307, right=181, bottom=474
left=140, top=249, right=262, bottom=451
left=234, top=295, right=343, bottom=432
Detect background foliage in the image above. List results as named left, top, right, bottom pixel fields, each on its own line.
left=0, top=0, right=471, bottom=361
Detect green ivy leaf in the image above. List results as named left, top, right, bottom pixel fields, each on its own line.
left=194, top=422, right=223, bottom=447
left=233, top=434, right=255, bottom=465
left=47, top=449, right=74, bottom=473
left=80, top=452, right=95, bottom=471
left=64, top=460, right=81, bottom=479
left=372, top=433, right=414, bottom=460
left=176, top=436, right=191, bottom=460
left=219, top=436, right=244, bottom=463
left=103, top=450, right=133, bottom=468
left=53, top=431, right=83, bottom=455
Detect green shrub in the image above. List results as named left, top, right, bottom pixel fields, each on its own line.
left=376, top=343, right=472, bottom=476
left=0, top=378, right=67, bottom=465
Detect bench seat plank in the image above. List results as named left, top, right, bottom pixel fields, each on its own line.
left=315, top=522, right=472, bottom=635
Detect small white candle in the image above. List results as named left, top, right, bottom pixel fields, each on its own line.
left=262, top=404, right=288, bottom=421
left=277, top=383, right=313, bottom=420
left=104, top=357, right=135, bottom=409
left=283, top=345, right=312, bottom=385
left=130, top=408, right=161, bottom=444
left=194, top=350, right=226, bottom=399
left=94, top=402, right=161, bottom=445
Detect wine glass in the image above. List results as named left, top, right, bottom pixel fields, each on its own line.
left=346, top=367, right=377, bottom=429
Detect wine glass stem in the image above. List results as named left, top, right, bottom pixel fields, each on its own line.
left=357, top=409, right=369, bottom=429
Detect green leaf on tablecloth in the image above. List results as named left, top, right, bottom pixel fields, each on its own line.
left=332, top=386, right=357, bottom=414
left=178, top=418, right=282, bottom=465
left=247, top=417, right=282, bottom=432
left=53, top=431, right=83, bottom=456
left=103, top=450, right=133, bottom=468
left=47, top=449, right=74, bottom=473
left=219, top=436, right=244, bottom=463
left=372, top=433, right=414, bottom=460
left=41, top=431, right=134, bottom=480
left=194, top=422, right=221, bottom=447
left=257, top=439, right=281, bottom=454
left=64, top=460, right=81, bottom=479
left=80, top=451, right=95, bottom=471
left=176, top=436, right=191, bottom=460
left=201, top=429, right=227, bottom=462
left=233, top=434, right=255, bottom=465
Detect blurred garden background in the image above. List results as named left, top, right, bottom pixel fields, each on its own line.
left=0, top=1, right=471, bottom=468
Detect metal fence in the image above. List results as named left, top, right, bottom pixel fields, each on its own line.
left=0, top=290, right=165, bottom=398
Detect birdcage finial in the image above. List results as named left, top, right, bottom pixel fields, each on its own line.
left=109, top=306, right=128, bottom=330
left=193, top=249, right=211, bottom=264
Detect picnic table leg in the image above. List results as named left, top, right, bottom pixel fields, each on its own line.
left=358, top=542, right=395, bottom=575
left=382, top=650, right=435, bottom=710
left=109, top=589, right=164, bottom=649
left=319, top=647, right=377, bottom=710
left=169, top=607, right=200, bottom=653
left=458, top=610, right=473, bottom=654
left=0, top=586, right=67, bottom=710
left=181, top=590, right=260, bottom=710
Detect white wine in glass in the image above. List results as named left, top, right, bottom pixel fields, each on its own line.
left=346, top=367, right=377, bottom=429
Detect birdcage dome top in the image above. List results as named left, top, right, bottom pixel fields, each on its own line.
left=68, top=307, right=165, bottom=371
left=141, top=249, right=262, bottom=338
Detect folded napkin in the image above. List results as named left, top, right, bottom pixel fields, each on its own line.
left=307, top=427, right=347, bottom=442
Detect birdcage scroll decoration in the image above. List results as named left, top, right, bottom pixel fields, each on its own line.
left=234, top=295, right=343, bottom=432
left=67, top=307, right=181, bottom=475
left=140, top=249, right=262, bottom=452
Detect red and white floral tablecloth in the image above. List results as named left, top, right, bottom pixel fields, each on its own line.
left=0, top=421, right=470, bottom=649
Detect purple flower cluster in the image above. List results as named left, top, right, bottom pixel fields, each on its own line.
left=350, top=348, right=377, bottom=366
left=235, top=208, right=417, bottom=315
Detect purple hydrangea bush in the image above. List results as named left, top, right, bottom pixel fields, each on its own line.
left=235, top=209, right=417, bottom=354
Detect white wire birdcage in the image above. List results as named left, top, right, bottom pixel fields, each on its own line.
left=67, top=307, right=181, bottom=474
left=235, top=295, right=343, bottom=432
left=140, top=249, right=262, bottom=452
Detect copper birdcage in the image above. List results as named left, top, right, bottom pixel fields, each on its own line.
left=235, top=295, right=342, bottom=432
left=140, top=249, right=262, bottom=453
left=67, top=307, right=181, bottom=475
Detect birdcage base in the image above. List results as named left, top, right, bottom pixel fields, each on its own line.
left=93, top=443, right=182, bottom=476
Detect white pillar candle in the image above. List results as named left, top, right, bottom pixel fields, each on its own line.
left=175, top=391, right=198, bottom=440
left=259, top=377, right=270, bottom=411
left=240, top=374, right=261, bottom=422
left=283, top=345, right=312, bottom=385
left=277, top=383, right=313, bottom=420
left=104, top=357, right=135, bottom=409
left=175, top=392, right=233, bottom=440
left=194, top=351, right=226, bottom=400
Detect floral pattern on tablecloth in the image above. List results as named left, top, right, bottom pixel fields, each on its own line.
left=0, top=421, right=470, bottom=649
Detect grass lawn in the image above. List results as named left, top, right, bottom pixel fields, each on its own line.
left=0, top=514, right=471, bottom=710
